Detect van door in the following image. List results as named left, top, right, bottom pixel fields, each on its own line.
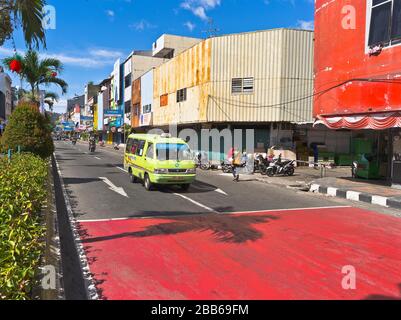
left=133, top=139, right=147, bottom=179
left=124, top=138, right=133, bottom=170
left=144, top=142, right=155, bottom=173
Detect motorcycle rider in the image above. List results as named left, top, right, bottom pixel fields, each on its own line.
left=89, top=135, right=96, bottom=152
left=71, top=134, right=77, bottom=145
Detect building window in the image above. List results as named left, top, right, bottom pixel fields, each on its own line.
left=231, top=77, right=254, bottom=94
left=143, top=104, right=152, bottom=114
left=125, top=100, right=131, bottom=114
left=368, top=0, right=401, bottom=48
left=160, top=94, right=168, bottom=107
left=133, top=103, right=140, bottom=116
left=124, top=74, right=132, bottom=88
left=176, top=88, right=187, bottom=102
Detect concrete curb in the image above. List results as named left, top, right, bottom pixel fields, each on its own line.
left=309, top=183, right=401, bottom=210
left=32, top=161, right=64, bottom=300
left=52, top=153, right=99, bottom=300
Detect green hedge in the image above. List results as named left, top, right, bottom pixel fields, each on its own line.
left=0, top=153, right=48, bottom=300
left=0, top=103, right=54, bottom=158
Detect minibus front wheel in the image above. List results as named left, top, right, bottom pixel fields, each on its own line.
left=144, top=173, right=153, bottom=191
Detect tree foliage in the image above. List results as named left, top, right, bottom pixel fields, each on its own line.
left=3, top=50, right=68, bottom=99
left=0, top=0, right=46, bottom=48
left=1, top=102, right=54, bottom=158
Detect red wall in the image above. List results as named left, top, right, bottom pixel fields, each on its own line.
left=314, top=0, right=401, bottom=118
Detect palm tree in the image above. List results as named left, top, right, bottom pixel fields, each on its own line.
left=0, top=0, right=46, bottom=48
left=43, top=91, right=58, bottom=112
left=3, top=50, right=68, bottom=101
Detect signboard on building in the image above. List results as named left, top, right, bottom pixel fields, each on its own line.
left=112, top=59, right=121, bottom=106
left=140, top=113, right=153, bottom=127
left=97, top=92, right=104, bottom=131
left=104, top=109, right=122, bottom=117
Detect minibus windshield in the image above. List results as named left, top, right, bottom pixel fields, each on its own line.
left=156, top=143, right=192, bottom=161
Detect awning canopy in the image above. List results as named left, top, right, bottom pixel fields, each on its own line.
left=314, top=112, right=401, bottom=130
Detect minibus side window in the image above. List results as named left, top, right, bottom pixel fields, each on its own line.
left=146, top=143, right=154, bottom=159
left=126, top=139, right=133, bottom=153
left=136, top=140, right=146, bottom=157
left=131, top=139, right=139, bottom=154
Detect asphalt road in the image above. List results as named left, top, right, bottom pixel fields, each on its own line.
left=54, top=140, right=339, bottom=221
left=54, top=140, right=401, bottom=300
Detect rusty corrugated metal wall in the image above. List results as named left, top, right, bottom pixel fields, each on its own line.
left=152, top=29, right=313, bottom=127
left=208, top=29, right=314, bottom=123
left=153, top=39, right=211, bottom=126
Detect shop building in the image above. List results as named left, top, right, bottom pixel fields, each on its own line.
left=0, top=68, right=12, bottom=135
left=138, top=29, right=314, bottom=155
left=314, top=0, right=401, bottom=184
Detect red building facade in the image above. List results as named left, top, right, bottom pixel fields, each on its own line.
left=314, top=0, right=401, bottom=129
left=314, top=0, right=401, bottom=183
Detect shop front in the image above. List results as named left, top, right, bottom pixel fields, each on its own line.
left=314, top=115, right=399, bottom=185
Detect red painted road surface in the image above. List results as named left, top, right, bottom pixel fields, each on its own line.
left=78, top=207, right=401, bottom=300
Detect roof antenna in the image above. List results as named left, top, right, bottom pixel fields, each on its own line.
left=201, top=18, right=220, bottom=38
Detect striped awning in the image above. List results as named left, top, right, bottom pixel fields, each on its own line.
left=314, top=112, right=401, bottom=130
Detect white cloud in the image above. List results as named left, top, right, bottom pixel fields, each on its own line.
left=106, top=10, right=115, bottom=17
left=89, top=49, right=123, bottom=59
left=184, top=21, right=196, bottom=32
left=53, top=99, right=67, bottom=113
left=129, top=19, right=157, bottom=31
left=0, top=47, right=14, bottom=56
left=41, top=53, right=105, bottom=68
left=296, top=20, right=314, bottom=30
left=0, top=47, right=123, bottom=68
left=180, top=0, right=221, bottom=21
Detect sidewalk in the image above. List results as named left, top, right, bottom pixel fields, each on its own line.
left=310, top=177, right=401, bottom=209
left=254, top=166, right=350, bottom=191
left=255, top=166, right=401, bottom=210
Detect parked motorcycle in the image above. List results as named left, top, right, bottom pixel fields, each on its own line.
left=221, top=160, right=233, bottom=173
left=254, top=154, right=271, bottom=175
left=266, top=155, right=295, bottom=177
left=195, top=152, right=211, bottom=170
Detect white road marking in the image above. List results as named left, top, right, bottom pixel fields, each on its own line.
left=173, top=193, right=216, bottom=212
left=191, top=184, right=228, bottom=195
left=53, top=152, right=99, bottom=300
left=94, top=157, right=101, bottom=160
left=218, top=205, right=352, bottom=215
left=116, top=166, right=128, bottom=173
left=99, top=177, right=128, bottom=198
left=77, top=205, right=352, bottom=223
left=215, top=188, right=228, bottom=195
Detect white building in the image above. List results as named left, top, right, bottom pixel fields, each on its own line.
left=0, top=67, right=12, bottom=129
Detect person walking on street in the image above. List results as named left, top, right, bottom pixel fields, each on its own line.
left=232, top=149, right=242, bottom=182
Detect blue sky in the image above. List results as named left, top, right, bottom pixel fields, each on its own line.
left=0, top=0, right=314, bottom=113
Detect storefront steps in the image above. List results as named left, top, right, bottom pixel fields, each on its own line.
left=309, top=177, right=401, bottom=210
